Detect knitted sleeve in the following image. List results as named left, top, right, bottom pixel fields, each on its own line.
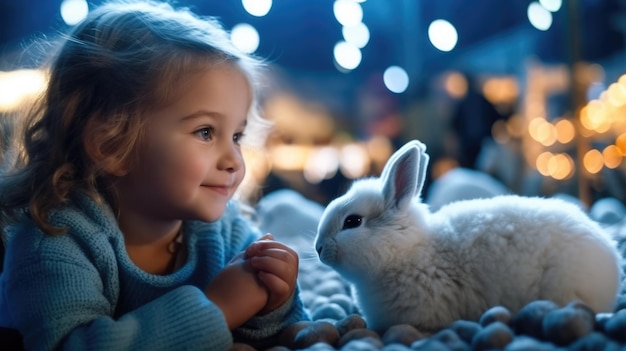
left=63, top=286, right=232, bottom=350
left=2, top=224, right=234, bottom=351
left=233, top=286, right=310, bottom=348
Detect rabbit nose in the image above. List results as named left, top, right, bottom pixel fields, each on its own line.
left=316, top=245, right=323, bottom=257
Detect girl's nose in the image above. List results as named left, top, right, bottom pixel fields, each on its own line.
left=217, top=143, right=243, bottom=173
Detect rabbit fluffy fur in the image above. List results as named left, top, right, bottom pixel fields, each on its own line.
left=315, top=140, right=622, bottom=333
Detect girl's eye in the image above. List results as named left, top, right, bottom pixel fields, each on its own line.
left=233, top=132, right=245, bottom=145
left=195, top=127, right=213, bottom=141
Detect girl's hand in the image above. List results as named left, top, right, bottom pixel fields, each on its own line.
left=204, top=254, right=269, bottom=329
left=245, top=234, right=299, bottom=314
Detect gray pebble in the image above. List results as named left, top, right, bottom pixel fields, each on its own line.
left=568, top=331, right=622, bottom=351
left=314, top=280, right=348, bottom=296
left=503, top=336, right=556, bottom=351
left=277, top=321, right=311, bottom=348
left=329, top=293, right=356, bottom=314
left=448, top=320, right=481, bottom=344
left=604, top=308, right=626, bottom=343
left=317, top=318, right=340, bottom=325
left=338, top=328, right=382, bottom=349
left=312, top=302, right=348, bottom=321
left=298, top=274, right=316, bottom=291
left=511, top=299, right=558, bottom=339
left=293, top=321, right=340, bottom=350
left=308, top=297, right=332, bottom=316
left=381, top=344, right=412, bottom=351
left=335, top=314, right=367, bottom=336
left=320, top=269, right=343, bottom=281
left=471, top=321, right=514, bottom=351
left=430, top=329, right=469, bottom=351
left=341, top=339, right=382, bottom=351
left=566, top=300, right=597, bottom=319
left=479, top=305, right=512, bottom=327
left=300, top=290, right=318, bottom=308
left=305, top=342, right=337, bottom=351
left=381, top=324, right=425, bottom=346
left=410, top=338, right=451, bottom=351
left=542, top=306, right=594, bottom=346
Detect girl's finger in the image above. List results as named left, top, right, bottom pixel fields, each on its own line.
left=257, top=271, right=290, bottom=301
left=259, top=233, right=274, bottom=241
left=250, top=255, right=297, bottom=281
left=247, top=240, right=297, bottom=258
left=253, top=248, right=296, bottom=263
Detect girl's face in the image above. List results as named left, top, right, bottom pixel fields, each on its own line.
left=115, top=63, right=251, bottom=224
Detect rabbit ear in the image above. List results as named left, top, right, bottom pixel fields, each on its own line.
left=414, top=141, right=430, bottom=198
left=381, top=141, right=421, bottom=210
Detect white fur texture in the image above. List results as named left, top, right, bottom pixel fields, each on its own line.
left=314, top=140, right=622, bottom=333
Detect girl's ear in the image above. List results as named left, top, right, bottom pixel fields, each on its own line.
left=83, top=120, right=130, bottom=177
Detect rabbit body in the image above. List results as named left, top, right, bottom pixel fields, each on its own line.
left=315, top=140, right=622, bottom=333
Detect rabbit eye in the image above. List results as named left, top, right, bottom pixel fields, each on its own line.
left=343, top=214, right=363, bottom=229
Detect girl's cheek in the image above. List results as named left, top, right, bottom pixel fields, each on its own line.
left=237, top=167, right=246, bottom=186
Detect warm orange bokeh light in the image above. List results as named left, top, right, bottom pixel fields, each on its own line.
left=536, top=152, right=574, bottom=179
left=506, top=114, right=525, bottom=137
left=528, top=117, right=546, bottom=141
left=583, top=149, right=604, bottom=174
left=555, top=119, right=575, bottom=144
left=580, top=100, right=608, bottom=132
left=616, top=133, right=626, bottom=155
left=603, top=145, right=623, bottom=169
left=482, top=77, right=519, bottom=104
left=536, top=152, right=553, bottom=176
left=548, top=153, right=574, bottom=180
left=606, top=82, right=626, bottom=107
left=444, top=71, right=468, bottom=99
left=537, top=122, right=556, bottom=146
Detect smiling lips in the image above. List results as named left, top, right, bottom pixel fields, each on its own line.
left=203, top=185, right=230, bottom=196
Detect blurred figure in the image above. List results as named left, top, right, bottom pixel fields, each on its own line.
left=450, top=74, right=507, bottom=169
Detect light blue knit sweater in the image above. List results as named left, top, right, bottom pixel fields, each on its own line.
left=0, top=194, right=309, bottom=350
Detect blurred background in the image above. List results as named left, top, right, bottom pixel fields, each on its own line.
left=1, top=0, right=626, bottom=212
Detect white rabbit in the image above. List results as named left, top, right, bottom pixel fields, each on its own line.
left=314, top=140, right=622, bottom=333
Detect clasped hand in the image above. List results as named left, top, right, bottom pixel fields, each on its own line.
left=205, top=234, right=299, bottom=330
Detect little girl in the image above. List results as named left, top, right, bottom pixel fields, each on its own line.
left=0, top=1, right=309, bottom=349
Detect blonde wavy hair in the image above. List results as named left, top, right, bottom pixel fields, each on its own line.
left=0, top=0, right=269, bottom=237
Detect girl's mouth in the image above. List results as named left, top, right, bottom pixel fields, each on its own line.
left=203, top=185, right=229, bottom=196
